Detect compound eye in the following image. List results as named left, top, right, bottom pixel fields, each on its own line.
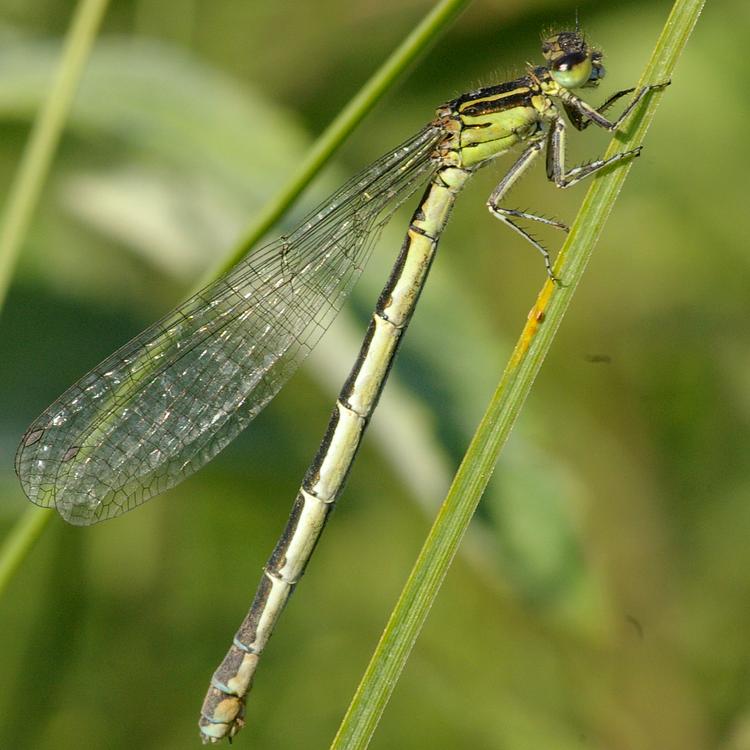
left=551, top=51, right=593, bottom=89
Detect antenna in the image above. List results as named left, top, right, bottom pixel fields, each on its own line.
left=575, top=8, right=580, bottom=34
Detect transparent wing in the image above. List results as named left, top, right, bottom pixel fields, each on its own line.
left=16, top=125, right=441, bottom=525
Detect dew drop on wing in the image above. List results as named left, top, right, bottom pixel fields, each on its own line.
left=148, top=448, right=163, bottom=469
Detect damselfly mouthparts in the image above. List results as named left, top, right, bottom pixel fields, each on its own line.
left=16, top=28, right=667, bottom=742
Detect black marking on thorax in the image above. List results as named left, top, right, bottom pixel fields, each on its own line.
left=450, top=74, right=540, bottom=117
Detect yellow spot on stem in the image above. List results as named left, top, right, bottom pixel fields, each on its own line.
left=508, top=278, right=555, bottom=368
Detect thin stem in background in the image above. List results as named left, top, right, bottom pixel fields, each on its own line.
left=0, top=0, right=110, bottom=594
left=197, top=0, right=472, bottom=286
left=0, top=0, right=110, bottom=309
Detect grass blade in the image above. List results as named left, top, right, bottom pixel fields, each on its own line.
left=330, top=1, right=706, bottom=747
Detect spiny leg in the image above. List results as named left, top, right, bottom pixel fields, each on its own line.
left=545, top=113, right=642, bottom=188
left=486, top=138, right=567, bottom=281
left=560, top=80, right=670, bottom=132
left=488, top=103, right=652, bottom=281
left=564, top=87, right=634, bottom=131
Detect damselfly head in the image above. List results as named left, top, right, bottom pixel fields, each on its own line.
left=542, top=31, right=605, bottom=89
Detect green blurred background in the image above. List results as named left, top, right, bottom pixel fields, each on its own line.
left=0, top=1, right=747, bottom=748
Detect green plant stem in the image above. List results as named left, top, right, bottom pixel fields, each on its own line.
left=330, top=1, right=705, bottom=748
left=0, top=0, right=110, bottom=310
left=198, top=0, right=471, bottom=285
left=0, top=0, right=110, bottom=596
left=0, top=508, right=51, bottom=593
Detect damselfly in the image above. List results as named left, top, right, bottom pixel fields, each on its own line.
left=16, top=28, right=666, bottom=742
